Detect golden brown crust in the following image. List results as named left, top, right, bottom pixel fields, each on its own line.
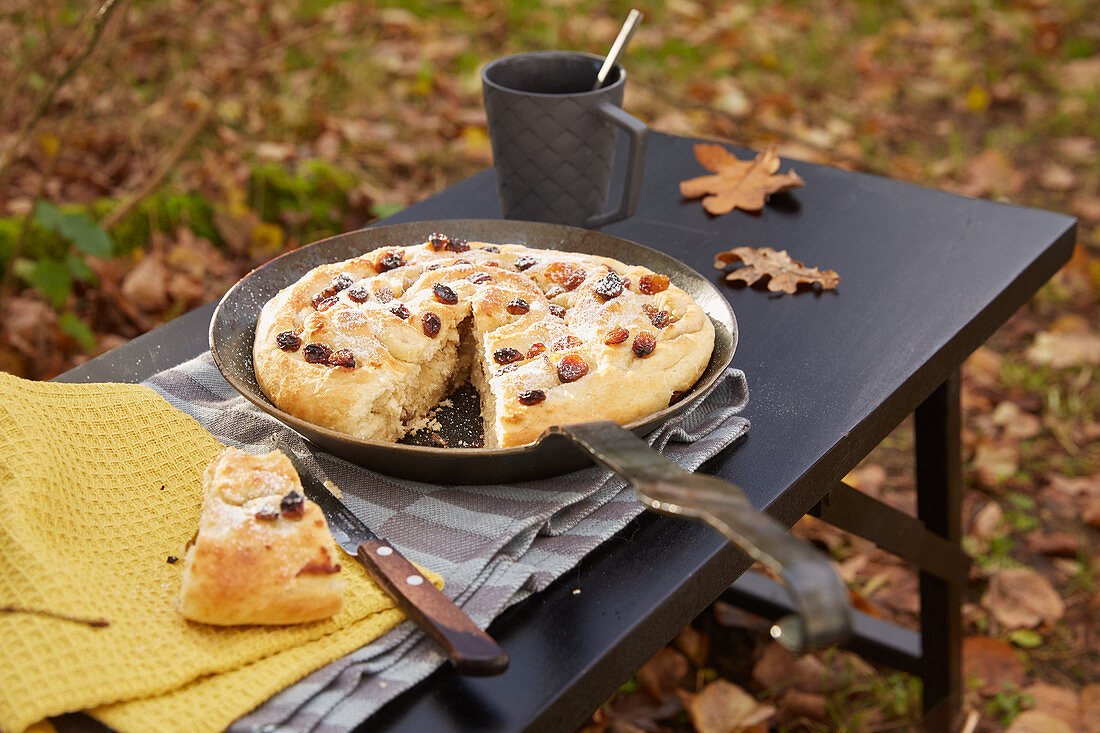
left=180, top=447, right=345, bottom=625
left=254, top=240, right=715, bottom=448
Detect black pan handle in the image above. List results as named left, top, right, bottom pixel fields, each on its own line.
left=550, top=421, right=852, bottom=650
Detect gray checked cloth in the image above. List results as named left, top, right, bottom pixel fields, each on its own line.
left=143, top=352, right=750, bottom=733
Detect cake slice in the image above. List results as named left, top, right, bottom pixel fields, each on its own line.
left=179, top=447, right=345, bottom=625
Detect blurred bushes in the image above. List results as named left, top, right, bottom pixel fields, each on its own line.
left=92, top=193, right=220, bottom=255
left=0, top=159, right=361, bottom=275
left=250, top=160, right=357, bottom=236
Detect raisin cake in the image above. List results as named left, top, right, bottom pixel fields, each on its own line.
left=179, top=447, right=345, bottom=625
left=253, top=234, right=715, bottom=448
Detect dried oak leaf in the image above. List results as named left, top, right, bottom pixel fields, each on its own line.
left=715, top=246, right=840, bottom=294
left=680, top=143, right=805, bottom=215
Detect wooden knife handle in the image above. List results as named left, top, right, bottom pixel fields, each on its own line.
left=356, top=540, right=509, bottom=676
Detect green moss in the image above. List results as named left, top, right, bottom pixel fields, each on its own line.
left=1065, top=37, right=1096, bottom=60
left=986, top=687, right=1034, bottom=727
left=1004, top=509, right=1040, bottom=532
left=999, top=359, right=1051, bottom=394
left=657, top=37, right=709, bottom=71
left=296, top=0, right=343, bottom=19
left=249, top=159, right=359, bottom=240
left=284, top=45, right=316, bottom=73
left=0, top=218, right=21, bottom=265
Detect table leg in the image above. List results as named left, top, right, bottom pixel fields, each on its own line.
left=914, top=371, right=963, bottom=719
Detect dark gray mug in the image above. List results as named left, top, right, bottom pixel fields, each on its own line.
left=482, top=51, right=648, bottom=228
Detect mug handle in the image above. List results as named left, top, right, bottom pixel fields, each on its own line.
left=585, top=102, right=649, bottom=228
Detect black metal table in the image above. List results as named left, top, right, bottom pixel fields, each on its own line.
left=57, top=132, right=1075, bottom=731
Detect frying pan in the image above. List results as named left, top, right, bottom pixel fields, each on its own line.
left=209, top=219, right=851, bottom=649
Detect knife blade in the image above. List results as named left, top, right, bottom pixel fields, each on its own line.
left=272, top=435, right=508, bottom=676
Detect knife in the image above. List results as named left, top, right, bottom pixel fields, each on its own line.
left=272, top=435, right=509, bottom=676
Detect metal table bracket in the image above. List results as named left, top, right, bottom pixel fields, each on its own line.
left=727, top=372, right=965, bottom=718
left=816, top=481, right=971, bottom=585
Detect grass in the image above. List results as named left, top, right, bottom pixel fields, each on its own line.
left=985, top=687, right=1035, bottom=727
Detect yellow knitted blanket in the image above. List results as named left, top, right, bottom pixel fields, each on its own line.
left=0, top=371, right=435, bottom=733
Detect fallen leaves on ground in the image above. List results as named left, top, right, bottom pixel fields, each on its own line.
left=970, top=501, right=1005, bottom=540
left=1007, top=711, right=1076, bottom=733
left=1071, top=195, right=1100, bottom=221
left=1045, top=474, right=1100, bottom=529
left=1081, top=684, right=1100, bottom=733
left=120, top=253, right=170, bottom=313
left=714, top=246, right=840, bottom=294
left=1024, top=530, right=1079, bottom=557
left=1037, top=163, right=1077, bottom=192
left=636, top=646, right=690, bottom=702
left=680, top=144, right=804, bottom=215
left=963, top=636, right=1028, bottom=695
left=864, top=564, right=921, bottom=616
left=991, top=401, right=1042, bottom=441
left=678, top=680, right=776, bottom=733
left=774, top=688, right=828, bottom=726
left=1022, top=682, right=1081, bottom=730
left=971, top=439, right=1020, bottom=488
left=1, top=296, right=59, bottom=363
left=982, top=567, right=1066, bottom=630
left=673, top=623, right=709, bottom=668
left=954, top=149, right=1025, bottom=198
left=750, top=642, right=801, bottom=692
left=1026, top=330, right=1100, bottom=369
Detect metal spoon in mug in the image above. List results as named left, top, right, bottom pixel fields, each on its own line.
left=593, top=8, right=643, bottom=90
